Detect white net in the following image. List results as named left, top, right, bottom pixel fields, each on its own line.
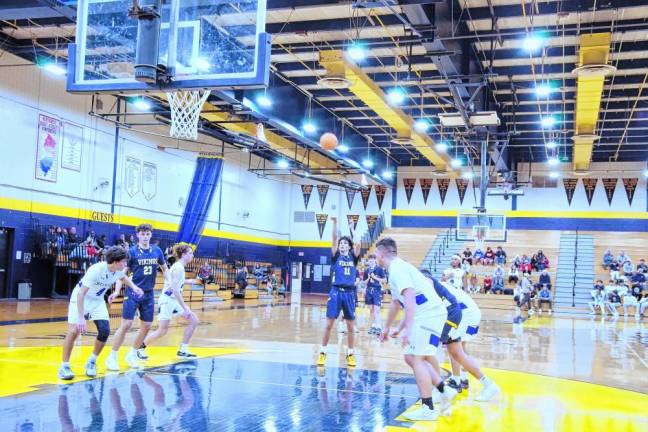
left=472, top=225, right=489, bottom=250
left=166, top=90, right=211, bottom=140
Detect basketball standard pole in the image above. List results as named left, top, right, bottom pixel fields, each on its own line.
left=478, top=139, right=487, bottom=212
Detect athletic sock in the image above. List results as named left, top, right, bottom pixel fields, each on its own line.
left=480, top=376, right=492, bottom=386
left=347, top=348, right=354, bottom=355
left=460, top=370, right=468, bottom=380
left=436, top=382, right=445, bottom=393
left=319, top=345, right=327, bottom=354
left=62, top=361, right=70, bottom=368
left=109, top=350, right=118, bottom=358
left=139, top=343, right=146, bottom=349
left=451, top=375, right=460, bottom=383
left=88, top=353, right=97, bottom=362
left=180, top=344, right=189, bottom=353
left=421, top=397, right=434, bottom=410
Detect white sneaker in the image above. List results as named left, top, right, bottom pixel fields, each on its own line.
left=440, top=386, right=458, bottom=413
left=475, top=382, right=500, bottom=402
left=105, top=354, right=120, bottom=371
left=125, top=350, right=141, bottom=369
left=403, top=405, right=439, bottom=421
left=529, top=309, right=535, bottom=316
left=85, top=359, right=97, bottom=378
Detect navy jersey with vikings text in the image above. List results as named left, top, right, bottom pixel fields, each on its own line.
left=128, top=245, right=165, bottom=292
left=331, top=252, right=359, bottom=288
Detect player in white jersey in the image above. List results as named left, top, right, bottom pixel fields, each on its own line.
left=445, top=255, right=466, bottom=290
left=142, top=244, right=200, bottom=358
left=375, top=238, right=457, bottom=421
left=58, top=246, right=143, bottom=380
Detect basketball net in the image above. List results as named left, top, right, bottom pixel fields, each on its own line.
left=167, top=90, right=211, bottom=140
left=473, top=225, right=488, bottom=251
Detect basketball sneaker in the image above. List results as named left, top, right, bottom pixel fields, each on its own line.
left=440, top=386, right=458, bottom=413
left=58, top=364, right=74, bottom=380
left=403, top=405, right=439, bottom=421
left=446, top=378, right=462, bottom=393
left=105, top=353, right=120, bottom=371
left=461, top=379, right=469, bottom=390
left=125, top=349, right=141, bottom=369
left=177, top=350, right=197, bottom=358
left=316, top=352, right=327, bottom=366
left=136, top=348, right=149, bottom=360
left=346, top=353, right=357, bottom=367
left=475, top=381, right=500, bottom=402
left=85, top=359, right=97, bottom=378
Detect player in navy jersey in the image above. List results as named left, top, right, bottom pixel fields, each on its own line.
left=364, top=254, right=387, bottom=335
left=317, top=216, right=361, bottom=367
left=105, top=224, right=168, bottom=371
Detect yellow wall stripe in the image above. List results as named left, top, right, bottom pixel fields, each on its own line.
left=392, top=208, right=648, bottom=220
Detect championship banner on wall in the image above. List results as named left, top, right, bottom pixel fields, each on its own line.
left=316, top=214, right=328, bottom=239
left=317, top=184, right=329, bottom=209
left=563, top=178, right=578, bottom=205
left=601, top=178, right=617, bottom=205
left=403, top=178, right=416, bottom=203
left=347, top=214, right=359, bottom=231
left=374, top=185, right=387, bottom=209
left=455, top=178, right=469, bottom=204
left=360, top=186, right=372, bottom=210
left=35, top=114, right=62, bottom=182
left=142, top=161, right=157, bottom=201
left=345, top=187, right=357, bottom=209
left=437, top=178, right=450, bottom=204
left=622, top=178, right=638, bottom=206
left=125, top=156, right=141, bottom=197
left=582, top=178, right=598, bottom=206
left=301, top=184, right=313, bottom=209
left=420, top=179, right=433, bottom=204
left=366, top=215, right=378, bottom=232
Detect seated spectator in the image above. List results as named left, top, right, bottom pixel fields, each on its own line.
left=491, top=266, right=504, bottom=294
left=461, top=260, right=472, bottom=279
left=473, top=247, right=485, bottom=265
left=519, top=254, right=532, bottom=274
left=462, top=247, right=473, bottom=265
left=55, top=227, right=66, bottom=250
left=508, top=264, right=520, bottom=284
left=483, top=276, right=492, bottom=293
left=606, top=290, right=622, bottom=317
left=114, top=234, right=129, bottom=249
left=622, top=260, right=633, bottom=277
left=637, top=258, right=648, bottom=274
left=85, top=230, right=97, bottom=247
left=235, top=266, right=248, bottom=291
left=536, top=269, right=552, bottom=291
left=609, top=260, right=621, bottom=282
left=197, top=263, right=215, bottom=285
left=512, top=255, right=522, bottom=269
left=602, top=250, right=614, bottom=269
left=593, top=279, right=605, bottom=291
left=622, top=288, right=639, bottom=318
left=514, top=275, right=535, bottom=315
left=533, top=250, right=548, bottom=271
left=630, top=271, right=646, bottom=291
left=617, top=250, right=630, bottom=265
left=639, top=291, right=648, bottom=318
left=536, top=285, right=552, bottom=315
left=495, top=246, right=507, bottom=265
left=67, top=226, right=80, bottom=244
left=588, top=285, right=605, bottom=315
left=96, top=234, right=107, bottom=251
left=483, top=247, right=495, bottom=266
left=466, top=276, right=480, bottom=294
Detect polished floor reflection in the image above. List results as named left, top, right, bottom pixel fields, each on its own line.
left=0, top=294, right=646, bottom=431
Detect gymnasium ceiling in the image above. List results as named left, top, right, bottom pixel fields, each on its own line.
left=1, top=0, right=648, bottom=184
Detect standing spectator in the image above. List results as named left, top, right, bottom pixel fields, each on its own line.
left=55, top=227, right=66, bottom=250
left=473, top=247, right=485, bottom=265
left=466, top=276, right=480, bottom=294
left=96, top=234, right=107, bottom=251
left=637, top=258, right=648, bottom=274
left=128, top=234, right=136, bottom=246
left=609, top=260, right=621, bottom=282
left=508, top=264, right=520, bottom=285
left=115, top=234, right=129, bottom=249
left=85, top=230, right=97, bottom=247
left=622, top=260, right=634, bottom=278
left=462, top=247, right=473, bottom=265
left=491, top=266, right=504, bottom=294
left=536, top=269, right=552, bottom=291
left=514, top=275, right=535, bottom=315
left=483, top=247, right=495, bottom=266
left=536, top=285, right=552, bottom=315
left=495, top=246, right=507, bottom=265
left=602, top=250, right=614, bottom=269
left=588, top=285, right=605, bottom=315
left=67, top=226, right=80, bottom=244
left=606, top=290, right=621, bottom=317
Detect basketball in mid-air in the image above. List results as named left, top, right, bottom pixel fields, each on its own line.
left=319, top=132, right=338, bottom=151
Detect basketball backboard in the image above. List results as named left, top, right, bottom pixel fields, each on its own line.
left=456, top=213, right=507, bottom=242
left=68, top=0, right=270, bottom=93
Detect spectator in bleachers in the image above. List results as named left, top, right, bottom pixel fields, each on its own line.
left=508, top=264, right=520, bottom=284
left=55, top=227, right=66, bottom=249
left=197, top=263, right=215, bottom=285
left=617, top=250, right=630, bottom=265
left=128, top=234, right=136, bottom=246
left=536, top=269, right=552, bottom=291
left=606, top=289, right=622, bottom=317
left=602, top=250, right=614, bottom=269
left=532, top=250, right=547, bottom=271
left=514, top=275, right=535, bottom=315
left=593, top=279, right=605, bottom=291
left=588, top=285, right=606, bottom=315
left=114, top=234, right=129, bottom=249
left=96, top=234, right=107, bottom=251
left=519, top=254, right=532, bottom=274
left=473, top=247, right=485, bottom=265
left=622, top=260, right=634, bottom=278
left=85, top=230, right=97, bottom=247
left=462, top=247, right=473, bottom=265
left=637, top=258, right=648, bottom=274
left=630, top=270, right=646, bottom=291
left=466, top=276, right=480, bottom=294
left=639, top=291, right=648, bottom=318
left=491, top=266, right=504, bottom=294
left=67, top=226, right=80, bottom=244
left=461, top=259, right=472, bottom=278
left=483, top=275, right=492, bottom=293
left=483, top=247, right=495, bottom=266
left=536, top=285, right=552, bottom=315
left=609, top=260, right=621, bottom=282
left=622, top=287, right=639, bottom=318
left=495, top=246, right=507, bottom=265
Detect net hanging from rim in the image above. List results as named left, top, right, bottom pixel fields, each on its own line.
left=472, top=225, right=489, bottom=250
left=166, top=90, right=211, bottom=140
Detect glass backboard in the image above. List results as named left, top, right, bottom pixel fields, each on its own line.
left=456, top=213, right=507, bottom=242
left=68, top=0, right=270, bottom=93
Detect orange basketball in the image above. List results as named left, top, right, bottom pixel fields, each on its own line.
left=319, top=132, right=338, bottom=151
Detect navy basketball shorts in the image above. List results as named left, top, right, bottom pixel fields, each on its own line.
left=326, top=287, right=357, bottom=320
left=122, top=290, right=155, bottom=322
left=364, top=287, right=382, bottom=306
left=440, top=305, right=463, bottom=344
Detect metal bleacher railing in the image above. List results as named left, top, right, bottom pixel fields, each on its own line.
left=427, top=228, right=457, bottom=274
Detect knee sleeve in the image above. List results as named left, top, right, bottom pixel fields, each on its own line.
left=95, top=320, right=110, bottom=342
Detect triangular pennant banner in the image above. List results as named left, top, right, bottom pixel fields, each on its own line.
left=582, top=178, right=598, bottom=206
left=301, top=184, right=313, bottom=209
left=420, top=179, right=433, bottom=204
left=563, top=178, right=578, bottom=205
left=366, top=215, right=378, bottom=233
left=403, top=178, right=416, bottom=203
left=455, top=178, right=469, bottom=204
left=345, top=187, right=357, bottom=209
left=601, top=178, right=617, bottom=205
left=360, top=186, right=371, bottom=210
left=316, top=184, right=329, bottom=209
left=374, top=185, right=387, bottom=209
left=622, top=178, right=638, bottom=206
left=315, top=214, right=328, bottom=239
left=347, top=214, right=359, bottom=231
left=437, top=178, right=450, bottom=204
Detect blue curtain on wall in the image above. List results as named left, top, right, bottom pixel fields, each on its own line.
left=175, top=155, right=223, bottom=246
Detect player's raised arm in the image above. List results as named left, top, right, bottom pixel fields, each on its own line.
left=331, top=216, right=339, bottom=255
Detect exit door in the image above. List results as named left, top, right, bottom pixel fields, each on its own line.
left=0, top=228, right=11, bottom=298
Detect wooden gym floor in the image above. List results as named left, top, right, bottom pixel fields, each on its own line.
left=0, top=294, right=646, bottom=431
